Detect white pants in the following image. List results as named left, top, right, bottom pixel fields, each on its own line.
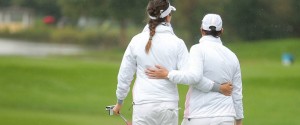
left=181, top=117, right=234, bottom=125
left=132, top=102, right=178, bottom=125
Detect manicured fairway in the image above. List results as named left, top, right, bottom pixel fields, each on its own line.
left=0, top=39, right=299, bottom=124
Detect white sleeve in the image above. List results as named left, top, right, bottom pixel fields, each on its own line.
left=192, top=77, right=215, bottom=92
left=116, top=42, right=137, bottom=102
left=175, top=40, right=189, bottom=71
left=168, top=45, right=214, bottom=92
left=232, top=62, right=244, bottom=119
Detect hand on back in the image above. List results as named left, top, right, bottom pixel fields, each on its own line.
left=145, top=65, right=169, bottom=79
left=220, top=82, right=233, bottom=96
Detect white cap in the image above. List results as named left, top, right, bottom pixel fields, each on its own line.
left=149, top=4, right=176, bottom=20
left=201, top=14, right=222, bottom=31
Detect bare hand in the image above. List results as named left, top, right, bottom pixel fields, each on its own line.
left=126, top=121, right=132, bottom=125
left=235, top=119, right=242, bottom=125
left=145, top=65, right=169, bottom=79
left=112, top=103, right=122, bottom=115
left=219, top=82, right=233, bottom=96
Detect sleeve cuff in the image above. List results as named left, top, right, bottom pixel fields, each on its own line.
left=167, top=72, right=171, bottom=79
left=235, top=115, right=244, bottom=120
left=167, top=70, right=175, bottom=81
left=211, top=82, right=220, bottom=92
left=117, top=99, right=123, bottom=105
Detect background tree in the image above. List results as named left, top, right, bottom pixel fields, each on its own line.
left=58, top=0, right=147, bottom=47
left=173, top=0, right=200, bottom=46
left=1, top=0, right=300, bottom=45
left=225, top=0, right=270, bottom=40
left=57, top=0, right=109, bottom=18
left=0, top=0, right=10, bottom=7
left=5, top=0, right=62, bottom=18
left=173, top=0, right=230, bottom=46
left=291, top=0, right=300, bottom=37
left=108, top=0, right=147, bottom=47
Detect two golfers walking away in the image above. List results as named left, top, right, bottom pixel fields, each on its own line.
left=112, top=0, right=233, bottom=124
left=146, top=14, right=244, bottom=125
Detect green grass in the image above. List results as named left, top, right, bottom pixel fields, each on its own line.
left=0, top=39, right=300, bottom=124
left=0, top=56, right=129, bottom=124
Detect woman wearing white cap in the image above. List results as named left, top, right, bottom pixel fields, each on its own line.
left=146, top=14, right=244, bottom=125
left=112, top=0, right=232, bottom=124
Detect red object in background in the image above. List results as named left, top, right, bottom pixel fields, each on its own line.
left=43, top=16, right=56, bottom=24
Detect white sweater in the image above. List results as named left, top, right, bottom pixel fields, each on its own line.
left=116, top=23, right=187, bottom=105
left=116, top=23, right=214, bottom=105
left=168, top=36, right=244, bottom=120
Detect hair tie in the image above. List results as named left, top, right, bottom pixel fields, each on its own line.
left=149, top=36, right=153, bottom=40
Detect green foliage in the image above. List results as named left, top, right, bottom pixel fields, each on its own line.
left=1, top=0, right=300, bottom=47
left=108, top=0, right=147, bottom=23
left=224, top=0, right=300, bottom=40
left=57, top=0, right=147, bottom=47
left=0, top=20, right=134, bottom=46
left=0, top=0, right=10, bottom=7
left=173, top=0, right=230, bottom=45
left=0, top=21, right=52, bottom=42
left=0, top=0, right=61, bottom=17
left=291, top=0, right=300, bottom=35
left=57, top=0, right=109, bottom=18
left=225, top=0, right=267, bottom=40
left=50, top=27, right=120, bottom=46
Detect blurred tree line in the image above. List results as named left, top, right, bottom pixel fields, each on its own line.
left=0, top=0, right=299, bottom=47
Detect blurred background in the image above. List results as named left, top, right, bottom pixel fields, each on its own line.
left=0, top=0, right=299, bottom=125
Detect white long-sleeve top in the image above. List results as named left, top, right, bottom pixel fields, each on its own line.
left=116, top=23, right=187, bottom=105
left=168, top=36, right=244, bottom=120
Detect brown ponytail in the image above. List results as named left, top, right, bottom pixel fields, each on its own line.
left=145, top=0, right=169, bottom=54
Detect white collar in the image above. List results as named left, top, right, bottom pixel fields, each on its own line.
left=199, top=35, right=223, bottom=44
left=142, top=23, right=174, bottom=35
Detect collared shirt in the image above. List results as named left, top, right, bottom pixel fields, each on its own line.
left=168, top=35, right=244, bottom=119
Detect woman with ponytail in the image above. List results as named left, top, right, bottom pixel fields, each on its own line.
left=113, top=1, right=227, bottom=124
left=112, top=0, right=181, bottom=124
left=113, top=1, right=181, bottom=124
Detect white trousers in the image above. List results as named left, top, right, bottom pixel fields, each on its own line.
left=181, top=117, right=234, bottom=125
left=132, top=102, right=178, bottom=125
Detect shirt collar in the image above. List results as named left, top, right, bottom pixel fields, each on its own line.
left=199, top=35, right=223, bottom=45
left=142, top=22, right=175, bottom=35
